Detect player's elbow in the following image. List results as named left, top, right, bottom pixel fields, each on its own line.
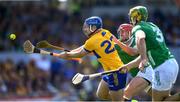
left=127, top=49, right=138, bottom=56
left=69, top=53, right=85, bottom=58
left=58, top=53, right=68, bottom=59
left=137, top=38, right=145, bottom=45
left=129, top=51, right=138, bottom=56
left=128, top=53, right=136, bottom=56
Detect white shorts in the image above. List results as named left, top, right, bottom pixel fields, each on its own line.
left=152, top=58, right=179, bottom=91
left=137, top=65, right=154, bottom=84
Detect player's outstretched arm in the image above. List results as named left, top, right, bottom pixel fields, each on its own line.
left=136, top=30, right=148, bottom=70
left=112, top=35, right=138, bottom=56
left=70, top=45, right=84, bottom=52
left=23, top=40, right=82, bottom=62
left=53, top=47, right=89, bottom=59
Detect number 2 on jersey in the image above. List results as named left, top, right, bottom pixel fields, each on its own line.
left=101, top=37, right=115, bottom=54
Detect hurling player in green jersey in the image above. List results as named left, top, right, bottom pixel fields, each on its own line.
left=115, top=6, right=179, bottom=101
left=115, top=24, right=139, bottom=77
left=114, top=23, right=154, bottom=101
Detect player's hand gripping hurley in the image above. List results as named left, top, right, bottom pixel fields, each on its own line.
left=72, top=67, right=128, bottom=85
left=23, top=40, right=81, bottom=62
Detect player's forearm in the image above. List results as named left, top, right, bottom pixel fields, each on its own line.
left=39, top=49, right=51, bottom=55
left=39, top=50, right=82, bottom=59
left=55, top=49, right=86, bottom=59
left=34, top=49, right=81, bottom=62
left=116, top=41, right=138, bottom=56
left=124, top=56, right=141, bottom=70
left=71, top=45, right=84, bottom=52
left=137, top=38, right=148, bottom=60
left=71, top=45, right=94, bottom=58
left=113, top=36, right=138, bottom=56
left=32, top=48, right=52, bottom=55
left=31, top=47, right=70, bottom=58
left=34, top=48, right=61, bottom=57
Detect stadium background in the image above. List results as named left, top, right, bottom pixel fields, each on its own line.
left=0, top=0, right=179, bottom=101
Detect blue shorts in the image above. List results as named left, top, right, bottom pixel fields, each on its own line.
left=102, top=71, right=127, bottom=91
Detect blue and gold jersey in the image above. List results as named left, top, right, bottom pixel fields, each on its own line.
left=84, top=29, right=124, bottom=71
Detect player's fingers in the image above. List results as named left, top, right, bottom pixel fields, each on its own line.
left=112, top=35, right=119, bottom=43
left=119, top=67, right=128, bottom=73
left=138, top=62, right=144, bottom=71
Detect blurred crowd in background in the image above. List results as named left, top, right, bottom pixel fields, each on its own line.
left=0, top=55, right=100, bottom=100
left=0, top=0, right=179, bottom=101
left=0, top=1, right=180, bottom=52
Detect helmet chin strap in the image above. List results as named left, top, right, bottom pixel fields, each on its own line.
left=135, top=19, right=139, bottom=25
left=90, top=25, right=94, bottom=32
left=123, top=35, right=133, bottom=46
left=88, top=25, right=99, bottom=37
left=131, top=16, right=138, bottom=25
left=128, top=31, right=131, bottom=39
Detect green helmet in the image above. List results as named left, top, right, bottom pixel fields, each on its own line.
left=129, top=6, right=148, bottom=25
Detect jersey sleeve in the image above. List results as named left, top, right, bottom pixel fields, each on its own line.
left=135, top=30, right=146, bottom=39
left=132, top=25, right=146, bottom=43
left=83, top=39, right=95, bottom=52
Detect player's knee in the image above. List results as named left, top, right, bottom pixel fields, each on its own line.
left=123, top=87, right=132, bottom=99
left=96, top=92, right=106, bottom=99
left=96, top=91, right=109, bottom=100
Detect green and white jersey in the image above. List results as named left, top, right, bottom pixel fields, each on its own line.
left=115, top=38, right=139, bottom=77
left=132, top=21, right=174, bottom=68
